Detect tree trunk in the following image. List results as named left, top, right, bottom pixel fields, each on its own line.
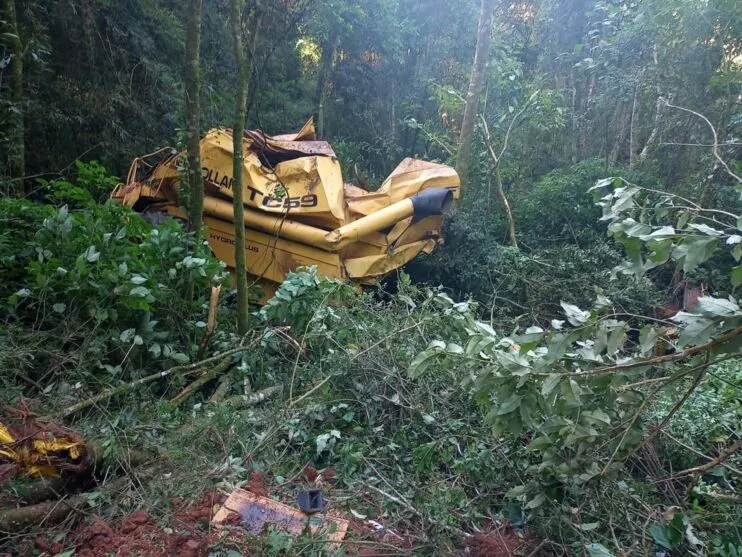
left=610, top=106, right=630, bottom=164
left=231, top=0, right=250, bottom=336
left=316, top=30, right=337, bottom=140
left=639, top=44, right=662, bottom=164
left=629, top=84, right=638, bottom=169
left=185, top=0, right=204, bottom=243
left=455, top=0, right=494, bottom=197
left=639, top=96, right=663, bottom=163
left=3, top=0, right=24, bottom=191
left=494, top=168, right=518, bottom=249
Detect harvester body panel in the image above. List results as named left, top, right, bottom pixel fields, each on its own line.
left=111, top=119, right=459, bottom=296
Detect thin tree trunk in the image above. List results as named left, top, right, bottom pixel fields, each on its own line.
left=456, top=0, right=495, bottom=197
left=629, top=84, right=638, bottom=169
left=639, top=44, right=662, bottom=164
left=610, top=106, right=630, bottom=163
left=494, top=168, right=518, bottom=249
left=639, top=96, right=663, bottom=163
left=185, top=0, right=204, bottom=243
left=3, top=0, right=24, bottom=191
left=391, top=79, right=396, bottom=139
left=231, top=0, right=250, bottom=336
left=316, top=29, right=337, bottom=140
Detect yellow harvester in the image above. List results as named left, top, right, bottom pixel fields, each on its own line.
left=111, top=119, right=459, bottom=297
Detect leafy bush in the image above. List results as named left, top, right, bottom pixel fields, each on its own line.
left=37, top=160, right=121, bottom=208
left=409, top=159, right=665, bottom=324
left=0, top=197, right=228, bottom=383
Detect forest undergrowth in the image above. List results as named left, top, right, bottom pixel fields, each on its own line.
left=1, top=183, right=741, bottom=556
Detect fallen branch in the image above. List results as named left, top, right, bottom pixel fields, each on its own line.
left=0, top=445, right=154, bottom=508
left=170, top=356, right=232, bottom=407
left=209, top=375, right=233, bottom=404
left=59, top=339, right=261, bottom=419
left=287, top=375, right=332, bottom=409
left=669, top=437, right=742, bottom=480
left=0, top=461, right=156, bottom=533
left=0, top=488, right=93, bottom=533
left=660, top=429, right=742, bottom=477
left=558, top=326, right=742, bottom=377
left=222, top=385, right=282, bottom=408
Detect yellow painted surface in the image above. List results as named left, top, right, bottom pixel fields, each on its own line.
left=0, top=421, right=85, bottom=479
left=112, top=118, right=460, bottom=292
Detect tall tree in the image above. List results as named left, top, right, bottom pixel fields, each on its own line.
left=230, top=0, right=250, bottom=335
left=456, top=0, right=494, bottom=195
left=185, top=0, right=204, bottom=243
left=315, top=28, right=337, bottom=140
left=2, top=0, right=25, bottom=190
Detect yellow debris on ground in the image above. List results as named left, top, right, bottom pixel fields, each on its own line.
left=0, top=418, right=86, bottom=481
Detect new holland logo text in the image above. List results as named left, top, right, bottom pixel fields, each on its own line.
left=202, top=167, right=318, bottom=209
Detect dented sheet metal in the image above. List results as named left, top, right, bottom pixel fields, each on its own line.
left=112, top=117, right=460, bottom=293
left=0, top=418, right=86, bottom=482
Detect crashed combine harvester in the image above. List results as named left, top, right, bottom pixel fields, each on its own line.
left=112, top=119, right=459, bottom=296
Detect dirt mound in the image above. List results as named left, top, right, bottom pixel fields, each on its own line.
left=464, top=525, right=525, bottom=557
left=57, top=490, right=249, bottom=557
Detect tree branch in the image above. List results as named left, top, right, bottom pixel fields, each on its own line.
left=664, top=100, right=742, bottom=184
left=668, top=437, right=742, bottom=480
left=557, top=326, right=742, bottom=377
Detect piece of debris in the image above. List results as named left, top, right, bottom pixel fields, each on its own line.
left=0, top=414, right=87, bottom=483
left=213, top=488, right=349, bottom=546
left=297, top=489, right=326, bottom=513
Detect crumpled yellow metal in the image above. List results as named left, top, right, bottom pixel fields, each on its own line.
left=0, top=421, right=85, bottom=478
left=111, top=118, right=460, bottom=294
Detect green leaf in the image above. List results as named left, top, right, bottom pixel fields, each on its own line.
left=528, top=435, right=552, bottom=451
left=52, top=303, right=66, bottom=313
left=639, top=326, right=661, bottom=355
left=412, top=441, right=437, bottom=475
left=408, top=350, right=438, bottom=379
left=496, top=394, right=522, bottom=415
left=732, top=266, right=742, bottom=287
left=170, top=352, right=190, bottom=364
left=639, top=225, right=675, bottom=240
left=582, top=409, right=611, bottom=424
left=560, top=301, right=590, bottom=326
left=667, top=513, right=685, bottom=548
left=673, top=312, right=719, bottom=347
left=119, top=328, right=136, bottom=343
left=687, top=223, right=723, bottom=236
left=84, top=245, right=100, bottom=262
left=586, top=543, right=615, bottom=557
left=696, top=296, right=742, bottom=317
left=649, top=517, right=683, bottom=550
left=560, top=379, right=583, bottom=407
left=606, top=323, right=627, bottom=355
left=524, top=493, right=546, bottom=509
left=445, top=342, right=464, bottom=355
left=129, top=286, right=151, bottom=298
left=541, top=374, right=561, bottom=397
left=130, top=275, right=147, bottom=285
left=672, top=236, right=719, bottom=273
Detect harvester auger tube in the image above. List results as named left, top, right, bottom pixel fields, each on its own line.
left=203, top=187, right=454, bottom=253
